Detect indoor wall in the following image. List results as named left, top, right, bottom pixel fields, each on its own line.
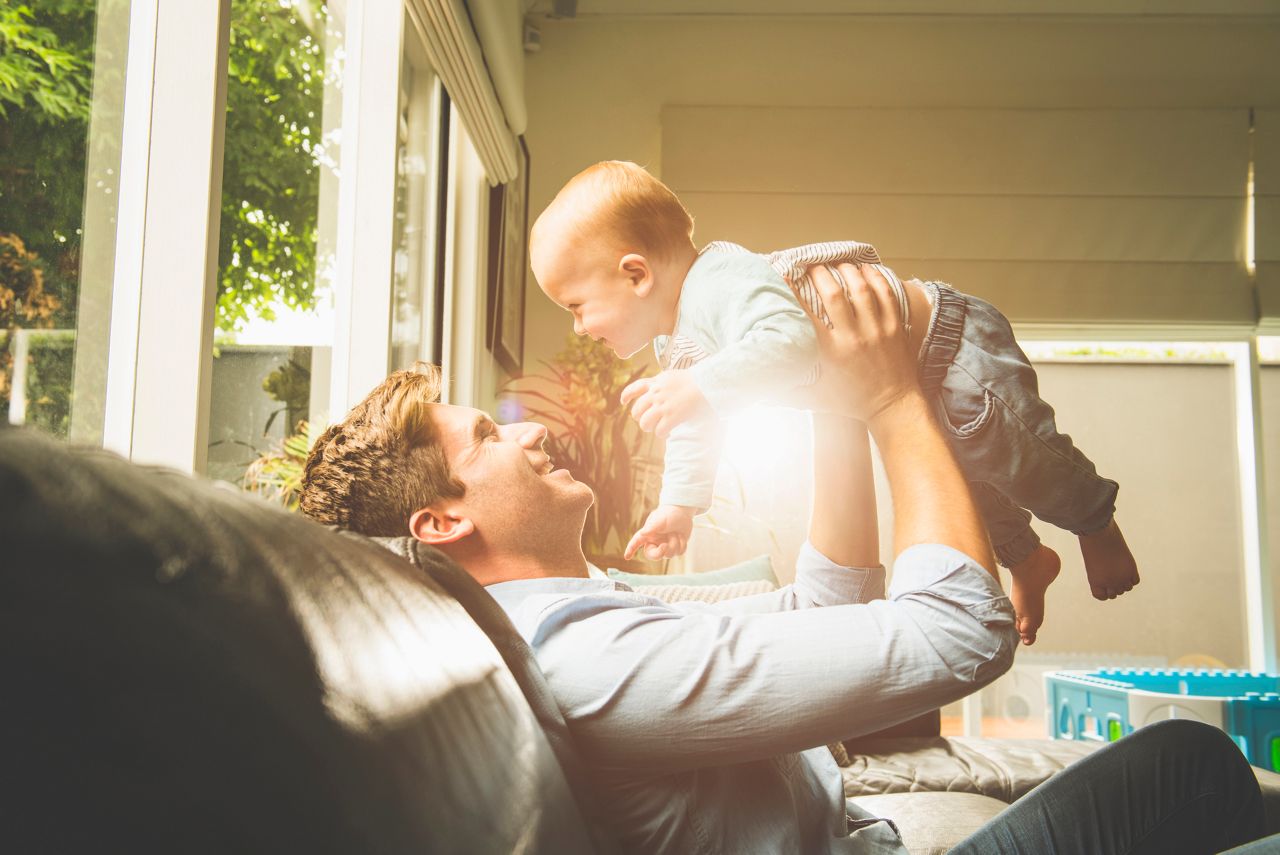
left=521, top=8, right=1280, bottom=666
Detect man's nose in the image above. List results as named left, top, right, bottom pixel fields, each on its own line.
left=512, top=421, right=548, bottom=449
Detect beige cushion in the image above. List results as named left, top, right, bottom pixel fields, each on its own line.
left=640, top=578, right=776, bottom=603
left=842, top=736, right=1099, bottom=803
left=849, top=792, right=1008, bottom=855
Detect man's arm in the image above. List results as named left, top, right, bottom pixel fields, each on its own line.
left=697, top=413, right=881, bottom=613
left=809, top=413, right=878, bottom=569
left=804, top=262, right=997, bottom=575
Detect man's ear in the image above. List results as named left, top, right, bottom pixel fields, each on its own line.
left=409, top=506, right=476, bottom=546
left=619, top=253, right=654, bottom=298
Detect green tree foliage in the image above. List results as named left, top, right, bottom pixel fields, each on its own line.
left=0, top=3, right=94, bottom=335
left=0, top=0, right=330, bottom=339
left=219, top=0, right=329, bottom=332
left=0, top=3, right=92, bottom=123
left=0, top=233, right=61, bottom=401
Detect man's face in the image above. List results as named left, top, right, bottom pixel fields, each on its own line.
left=425, top=403, right=594, bottom=539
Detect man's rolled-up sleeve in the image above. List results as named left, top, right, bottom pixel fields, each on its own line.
left=529, top=544, right=1016, bottom=773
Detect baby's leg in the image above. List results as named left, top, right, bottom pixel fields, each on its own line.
left=972, top=483, right=1060, bottom=646
left=975, top=390, right=1138, bottom=601
left=1078, top=518, right=1139, bottom=600
left=938, top=293, right=1138, bottom=602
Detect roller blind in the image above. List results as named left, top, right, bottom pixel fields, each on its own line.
left=407, top=0, right=518, bottom=183
left=465, top=0, right=526, bottom=136
left=662, top=107, right=1253, bottom=326
left=1258, top=109, right=1280, bottom=326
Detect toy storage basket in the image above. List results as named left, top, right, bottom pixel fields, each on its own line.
left=1045, top=669, right=1280, bottom=771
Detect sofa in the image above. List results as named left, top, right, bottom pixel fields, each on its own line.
left=4, top=426, right=1278, bottom=853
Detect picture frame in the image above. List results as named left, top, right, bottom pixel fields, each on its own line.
left=487, top=136, right=530, bottom=375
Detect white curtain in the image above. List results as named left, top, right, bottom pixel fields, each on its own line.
left=663, top=106, right=1254, bottom=326
left=406, top=0, right=519, bottom=183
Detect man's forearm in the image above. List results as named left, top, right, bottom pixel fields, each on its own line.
left=809, top=413, right=878, bottom=568
left=869, top=392, right=997, bottom=577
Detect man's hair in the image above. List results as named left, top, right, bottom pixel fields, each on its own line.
left=299, top=362, right=464, bottom=536
left=547, top=160, right=695, bottom=261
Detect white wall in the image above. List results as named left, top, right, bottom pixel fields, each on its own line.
left=520, top=13, right=1280, bottom=661
left=523, top=14, right=1280, bottom=366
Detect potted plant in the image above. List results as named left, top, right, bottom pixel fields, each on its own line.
left=242, top=420, right=315, bottom=511
left=500, top=334, right=662, bottom=571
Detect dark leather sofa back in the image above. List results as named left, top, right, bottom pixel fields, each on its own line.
left=0, top=428, right=595, bottom=854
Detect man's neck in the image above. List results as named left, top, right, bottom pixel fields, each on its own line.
left=447, top=541, right=592, bottom=587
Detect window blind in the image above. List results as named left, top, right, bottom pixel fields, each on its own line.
left=662, top=106, right=1253, bottom=326
left=406, top=0, right=518, bottom=183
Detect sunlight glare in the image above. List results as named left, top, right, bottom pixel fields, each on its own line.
left=721, top=406, right=811, bottom=478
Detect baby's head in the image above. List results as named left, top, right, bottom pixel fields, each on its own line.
left=530, top=161, right=696, bottom=358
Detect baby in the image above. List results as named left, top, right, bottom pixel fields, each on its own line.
left=529, top=160, right=1139, bottom=645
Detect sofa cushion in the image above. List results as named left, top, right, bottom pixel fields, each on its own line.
left=0, top=428, right=595, bottom=854
left=372, top=535, right=619, bottom=854
left=841, top=736, right=1100, bottom=803
left=848, top=792, right=1008, bottom=855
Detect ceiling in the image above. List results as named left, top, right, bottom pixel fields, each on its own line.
left=525, top=0, right=1280, bottom=17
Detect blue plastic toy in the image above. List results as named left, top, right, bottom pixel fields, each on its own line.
left=1045, top=668, right=1280, bottom=771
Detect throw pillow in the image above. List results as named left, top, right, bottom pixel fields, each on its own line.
left=606, top=554, right=778, bottom=588
left=639, top=579, right=777, bottom=604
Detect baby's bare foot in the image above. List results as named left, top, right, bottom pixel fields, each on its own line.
left=1079, top=518, right=1139, bottom=601
left=1008, top=544, right=1061, bottom=646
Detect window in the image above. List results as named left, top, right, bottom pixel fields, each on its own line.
left=1, top=2, right=129, bottom=443
left=390, top=23, right=445, bottom=371
left=949, top=340, right=1262, bottom=737
left=207, top=0, right=344, bottom=488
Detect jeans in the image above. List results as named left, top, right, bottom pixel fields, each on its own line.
left=951, top=719, right=1264, bottom=854
left=918, top=283, right=1120, bottom=568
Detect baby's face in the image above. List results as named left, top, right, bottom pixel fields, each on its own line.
left=532, top=234, right=657, bottom=359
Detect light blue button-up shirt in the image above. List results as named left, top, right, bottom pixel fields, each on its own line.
left=487, top=542, right=1017, bottom=854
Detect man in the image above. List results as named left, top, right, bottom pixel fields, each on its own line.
left=301, top=263, right=1263, bottom=853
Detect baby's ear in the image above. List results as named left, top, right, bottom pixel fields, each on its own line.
left=619, top=253, right=654, bottom=296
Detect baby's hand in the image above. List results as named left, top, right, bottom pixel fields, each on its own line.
left=620, top=370, right=712, bottom=438
left=624, top=504, right=696, bottom=561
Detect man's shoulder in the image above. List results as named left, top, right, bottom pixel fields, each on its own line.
left=487, top=578, right=670, bottom=639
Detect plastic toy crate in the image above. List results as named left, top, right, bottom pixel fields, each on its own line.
left=1045, top=668, right=1280, bottom=771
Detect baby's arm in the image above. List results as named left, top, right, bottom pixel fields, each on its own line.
left=620, top=370, right=713, bottom=439
left=621, top=263, right=820, bottom=440
left=624, top=417, right=723, bottom=561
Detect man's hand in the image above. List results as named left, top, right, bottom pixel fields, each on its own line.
left=802, top=263, right=997, bottom=576
left=794, top=263, right=920, bottom=424
left=620, top=370, right=713, bottom=438
left=624, top=504, right=696, bottom=561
